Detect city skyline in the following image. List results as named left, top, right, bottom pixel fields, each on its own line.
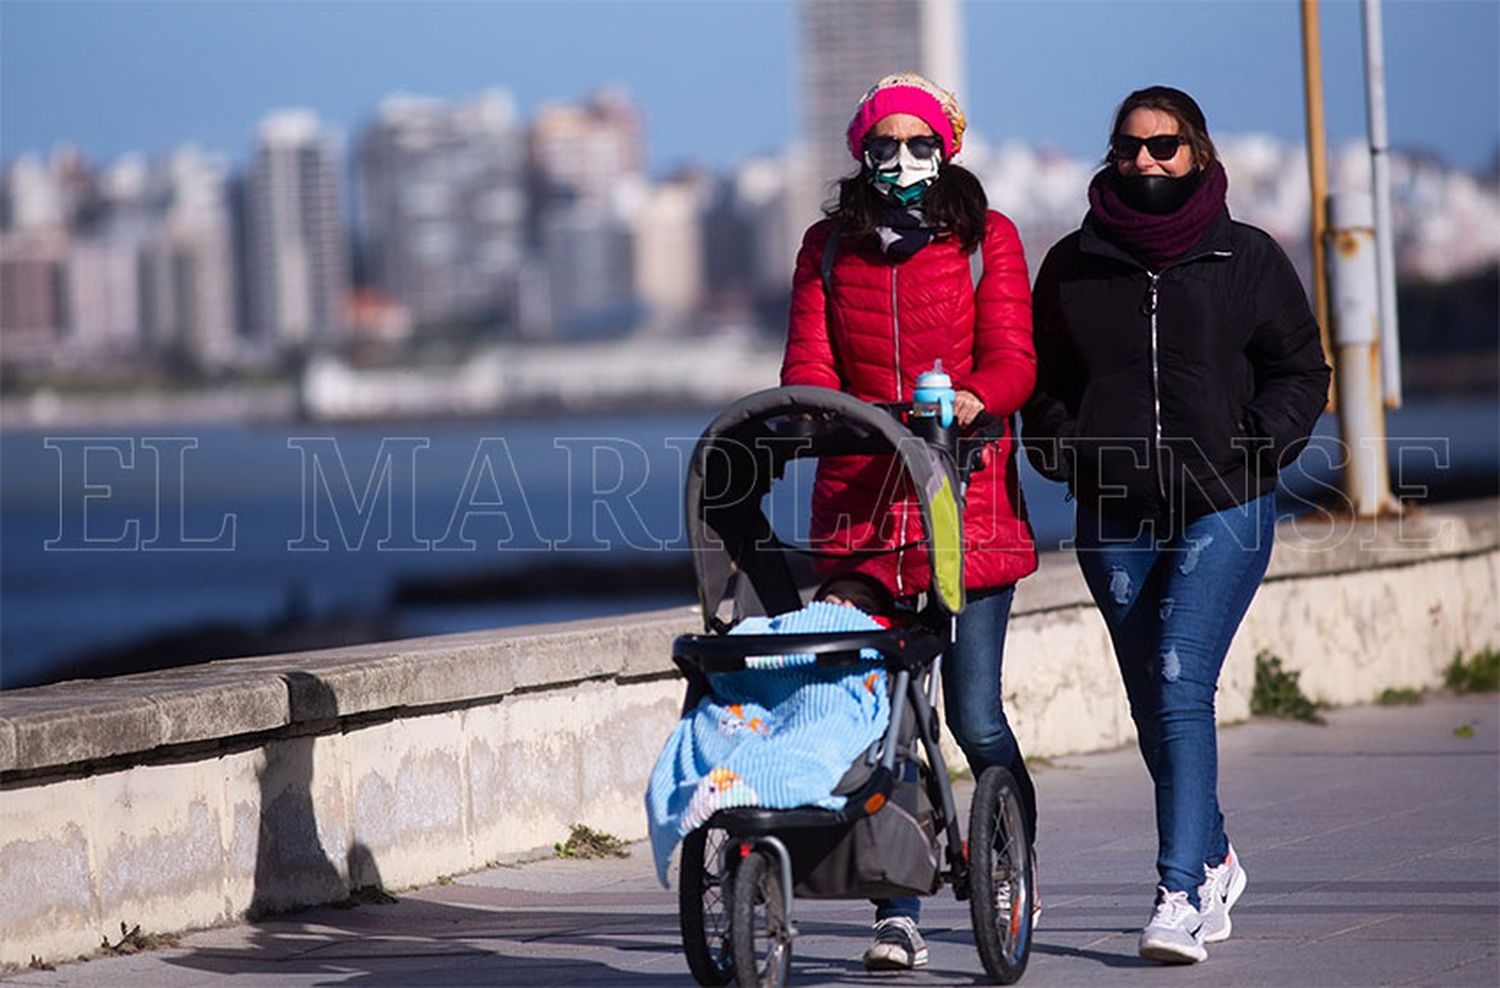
left=4, top=1, right=1495, bottom=386
left=6, top=92, right=1492, bottom=367
left=2, top=1, right=1497, bottom=175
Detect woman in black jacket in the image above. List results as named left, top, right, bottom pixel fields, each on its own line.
left=1023, top=86, right=1330, bottom=965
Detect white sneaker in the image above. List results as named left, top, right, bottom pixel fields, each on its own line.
left=863, top=916, right=928, bottom=970
left=1198, top=843, right=1247, bottom=943
left=1138, top=886, right=1208, bottom=964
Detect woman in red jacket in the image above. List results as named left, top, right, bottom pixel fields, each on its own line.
left=780, top=72, right=1039, bottom=972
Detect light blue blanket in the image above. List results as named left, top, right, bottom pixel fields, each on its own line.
left=645, top=601, right=891, bottom=886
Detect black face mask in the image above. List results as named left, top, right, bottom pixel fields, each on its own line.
left=1116, top=169, right=1203, bottom=215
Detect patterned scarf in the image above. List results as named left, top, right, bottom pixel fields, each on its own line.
left=872, top=199, right=941, bottom=260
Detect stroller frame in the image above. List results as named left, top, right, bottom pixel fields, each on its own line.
left=671, top=386, right=1034, bottom=986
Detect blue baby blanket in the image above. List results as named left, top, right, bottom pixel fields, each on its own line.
left=645, top=601, right=891, bottom=886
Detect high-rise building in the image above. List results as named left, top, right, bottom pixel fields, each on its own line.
left=524, top=87, right=647, bottom=337
left=710, top=0, right=969, bottom=314
left=0, top=230, right=68, bottom=366
left=1, top=154, right=69, bottom=233
left=355, top=90, right=527, bottom=332
left=2, top=153, right=88, bottom=367
left=699, top=150, right=814, bottom=333
left=800, top=0, right=964, bottom=208
left=38, top=148, right=241, bottom=369
left=134, top=148, right=240, bottom=366
left=540, top=196, right=640, bottom=340
left=630, top=173, right=709, bottom=334
left=529, top=86, right=643, bottom=211
left=244, top=110, right=347, bottom=351
left=64, top=238, right=140, bottom=359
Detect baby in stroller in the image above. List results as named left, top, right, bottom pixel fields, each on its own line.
left=648, top=386, right=1035, bottom=987
left=645, top=572, right=899, bottom=886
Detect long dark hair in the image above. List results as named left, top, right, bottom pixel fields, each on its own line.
left=1105, top=85, right=1218, bottom=169
left=825, top=163, right=988, bottom=254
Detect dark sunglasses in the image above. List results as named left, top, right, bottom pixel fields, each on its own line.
left=1110, top=133, right=1188, bottom=161
left=863, top=134, right=943, bottom=162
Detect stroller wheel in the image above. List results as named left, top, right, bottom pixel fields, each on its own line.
left=969, top=766, right=1034, bottom=984
left=680, top=826, right=735, bottom=985
left=730, top=846, right=793, bottom=988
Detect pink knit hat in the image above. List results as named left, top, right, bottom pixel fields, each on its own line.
left=845, top=72, right=967, bottom=162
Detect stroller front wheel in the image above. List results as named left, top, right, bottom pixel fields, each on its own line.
left=730, top=847, right=793, bottom=988
left=969, top=765, right=1034, bottom=984
left=680, top=826, right=735, bottom=985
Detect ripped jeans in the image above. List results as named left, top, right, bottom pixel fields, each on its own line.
left=874, top=584, right=1032, bottom=925
left=1074, top=493, right=1276, bottom=904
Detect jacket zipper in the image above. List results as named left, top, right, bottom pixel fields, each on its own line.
left=1145, top=272, right=1166, bottom=502
left=891, top=265, right=903, bottom=401
left=1138, top=249, right=1232, bottom=509
left=892, top=264, right=905, bottom=595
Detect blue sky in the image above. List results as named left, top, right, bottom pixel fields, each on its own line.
left=2, top=1, right=1496, bottom=174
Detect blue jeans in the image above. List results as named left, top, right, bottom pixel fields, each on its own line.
left=876, top=584, right=1033, bottom=923
left=1074, top=494, right=1276, bottom=906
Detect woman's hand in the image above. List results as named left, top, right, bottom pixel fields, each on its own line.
left=954, top=389, right=985, bottom=427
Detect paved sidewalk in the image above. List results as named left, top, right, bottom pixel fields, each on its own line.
left=5, top=694, right=1496, bottom=987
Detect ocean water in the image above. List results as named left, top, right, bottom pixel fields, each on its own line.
left=1, top=398, right=1493, bottom=689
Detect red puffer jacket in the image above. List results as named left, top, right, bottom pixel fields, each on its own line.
left=781, top=211, right=1039, bottom=596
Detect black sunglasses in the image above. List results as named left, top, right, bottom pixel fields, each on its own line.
left=1110, top=133, right=1188, bottom=161
left=863, top=134, right=943, bottom=163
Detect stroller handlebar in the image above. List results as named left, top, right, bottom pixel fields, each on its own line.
left=765, top=401, right=1006, bottom=486
left=876, top=402, right=1009, bottom=485
left=964, top=409, right=1008, bottom=440
left=673, top=628, right=945, bottom=675
left=959, top=411, right=1008, bottom=481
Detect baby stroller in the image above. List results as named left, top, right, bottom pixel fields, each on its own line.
left=672, top=385, right=1035, bottom=986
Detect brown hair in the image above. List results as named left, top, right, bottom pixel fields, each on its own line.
left=826, top=162, right=988, bottom=255
left=1106, top=86, right=1217, bottom=169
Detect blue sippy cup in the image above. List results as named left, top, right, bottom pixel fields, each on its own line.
left=913, top=360, right=955, bottom=428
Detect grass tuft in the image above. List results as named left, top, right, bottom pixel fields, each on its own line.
left=1375, top=687, right=1424, bottom=706
left=1443, top=647, right=1499, bottom=694
left=555, top=824, right=630, bottom=860
left=100, top=922, right=179, bottom=955
left=1250, top=651, right=1326, bottom=724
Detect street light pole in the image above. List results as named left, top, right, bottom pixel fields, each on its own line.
left=1327, top=191, right=1397, bottom=517
left=1300, top=0, right=1335, bottom=408
left=1362, top=0, right=1403, bottom=408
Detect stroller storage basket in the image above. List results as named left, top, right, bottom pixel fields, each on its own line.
left=787, top=762, right=939, bottom=899
left=712, top=763, right=940, bottom=901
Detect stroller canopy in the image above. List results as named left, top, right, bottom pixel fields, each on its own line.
left=684, top=386, right=964, bottom=631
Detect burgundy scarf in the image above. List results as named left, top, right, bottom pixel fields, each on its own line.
left=1087, top=159, right=1229, bottom=270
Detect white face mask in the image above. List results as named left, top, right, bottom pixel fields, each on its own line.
left=865, top=141, right=943, bottom=204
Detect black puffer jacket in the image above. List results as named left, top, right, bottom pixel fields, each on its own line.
left=1022, top=207, right=1331, bottom=525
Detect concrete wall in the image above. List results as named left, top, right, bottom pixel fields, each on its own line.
left=2, top=501, right=1496, bottom=967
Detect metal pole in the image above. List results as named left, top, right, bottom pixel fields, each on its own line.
left=1326, top=191, right=1396, bottom=517
left=1300, top=0, right=1335, bottom=409
left=1362, top=0, right=1403, bottom=407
